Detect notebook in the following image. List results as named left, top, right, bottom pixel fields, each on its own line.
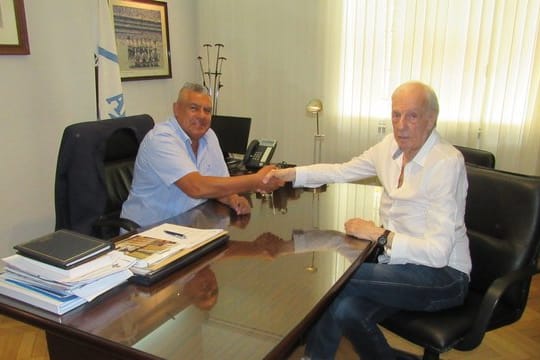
left=14, top=230, right=113, bottom=269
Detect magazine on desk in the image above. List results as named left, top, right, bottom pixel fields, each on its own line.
left=115, top=223, right=229, bottom=283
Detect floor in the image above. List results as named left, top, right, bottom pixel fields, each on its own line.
left=0, top=276, right=539, bottom=360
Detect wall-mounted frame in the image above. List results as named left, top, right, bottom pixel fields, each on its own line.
left=0, top=0, right=30, bottom=55
left=110, top=0, right=171, bottom=81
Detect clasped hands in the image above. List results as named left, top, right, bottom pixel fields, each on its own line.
left=254, top=166, right=296, bottom=194
left=256, top=166, right=297, bottom=193
left=225, top=166, right=295, bottom=215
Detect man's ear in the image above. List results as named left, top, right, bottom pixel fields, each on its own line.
left=428, top=112, right=437, bottom=129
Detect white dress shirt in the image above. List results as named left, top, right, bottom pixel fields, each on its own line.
left=294, top=131, right=471, bottom=276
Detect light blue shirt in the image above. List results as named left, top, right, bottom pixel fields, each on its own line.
left=294, top=131, right=471, bottom=276
left=121, top=117, right=229, bottom=227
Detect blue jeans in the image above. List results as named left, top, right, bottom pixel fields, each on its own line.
left=305, top=263, right=469, bottom=360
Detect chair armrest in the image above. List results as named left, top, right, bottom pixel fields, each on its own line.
left=458, top=265, right=539, bottom=350
left=94, top=217, right=140, bottom=236
left=118, top=217, right=140, bottom=232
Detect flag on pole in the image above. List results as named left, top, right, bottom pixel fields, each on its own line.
left=96, top=0, right=126, bottom=119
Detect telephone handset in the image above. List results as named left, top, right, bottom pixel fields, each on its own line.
left=243, top=139, right=277, bottom=169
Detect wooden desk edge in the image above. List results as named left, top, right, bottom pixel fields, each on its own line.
left=264, top=240, right=377, bottom=359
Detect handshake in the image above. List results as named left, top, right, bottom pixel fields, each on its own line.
left=253, top=165, right=297, bottom=194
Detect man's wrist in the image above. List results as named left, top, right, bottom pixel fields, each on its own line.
left=377, top=228, right=395, bottom=249
left=285, top=168, right=297, bottom=182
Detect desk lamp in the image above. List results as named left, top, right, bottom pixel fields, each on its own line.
left=306, top=99, right=324, bottom=163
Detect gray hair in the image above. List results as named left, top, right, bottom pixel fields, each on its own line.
left=182, top=82, right=207, bottom=93
left=177, top=82, right=209, bottom=102
left=422, top=83, right=439, bottom=116
left=393, top=81, right=439, bottom=116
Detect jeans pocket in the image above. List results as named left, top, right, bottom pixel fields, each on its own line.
left=425, top=270, right=468, bottom=311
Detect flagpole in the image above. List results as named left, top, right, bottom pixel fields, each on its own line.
left=94, top=54, right=99, bottom=119
left=97, top=0, right=125, bottom=119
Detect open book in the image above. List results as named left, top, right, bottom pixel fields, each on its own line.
left=115, top=223, right=228, bottom=277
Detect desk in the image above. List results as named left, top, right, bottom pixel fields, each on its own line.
left=0, top=183, right=382, bottom=360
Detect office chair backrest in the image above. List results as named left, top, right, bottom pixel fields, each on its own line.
left=102, top=128, right=139, bottom=228
left=465, top=164, right=540, bottom=317
left=455, top=145, right=496, bottom=168
left=54, top=114, right=154, bottom=239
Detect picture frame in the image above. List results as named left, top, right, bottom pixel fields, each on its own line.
left=110, top=0, right=171, bottom=81
left=0, top=0, right=30, bottom=55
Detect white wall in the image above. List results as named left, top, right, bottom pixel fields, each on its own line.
left=195, top=0, right=338, bottom=167
left=0, top=0, right=332, bottom=257
left=0, top=0, right=198, bottom=256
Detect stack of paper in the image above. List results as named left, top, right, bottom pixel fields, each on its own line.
left=115, top=223, right=228, bottom=276
left=0, top=250, right=135, bottom=315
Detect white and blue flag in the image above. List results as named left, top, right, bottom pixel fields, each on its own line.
left=96, top=0, right=125, bottom=119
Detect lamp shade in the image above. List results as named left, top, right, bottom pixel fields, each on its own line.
left=306, top=99, right=323, bottom=113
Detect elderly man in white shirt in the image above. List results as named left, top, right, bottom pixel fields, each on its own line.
left=264, top=81, right=471, bottom=360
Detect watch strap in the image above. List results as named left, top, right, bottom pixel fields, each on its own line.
left=377, top=229, right=390, bottom=246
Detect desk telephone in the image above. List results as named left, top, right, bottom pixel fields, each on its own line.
left=243, top=139, right=277, bottom=169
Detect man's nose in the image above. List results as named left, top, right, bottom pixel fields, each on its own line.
left=394, top=116, right=407, bottom=129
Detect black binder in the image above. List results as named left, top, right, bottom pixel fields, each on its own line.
left=14, top=230, right=113, bottom=269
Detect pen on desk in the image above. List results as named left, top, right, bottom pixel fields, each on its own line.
left=164, top=230, right=186, bottom=239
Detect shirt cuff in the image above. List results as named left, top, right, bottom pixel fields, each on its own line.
left=293, top=167, right=307, bottom=187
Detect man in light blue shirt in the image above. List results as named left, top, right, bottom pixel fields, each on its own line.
left=121, top=82, right=282, bottom=227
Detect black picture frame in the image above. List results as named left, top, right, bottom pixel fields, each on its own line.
left=110, top=0, right=172, bottom=81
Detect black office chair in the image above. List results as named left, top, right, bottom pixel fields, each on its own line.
left=454, top=145, right=496, bottom=168
left=380, top=164, right=540, bottom=359
left=54, top=114, right=154, bottom=239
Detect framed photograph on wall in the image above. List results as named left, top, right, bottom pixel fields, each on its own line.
left=0, top=0, right=30, bottom=55
left=110, top=0, right=171, bottom=81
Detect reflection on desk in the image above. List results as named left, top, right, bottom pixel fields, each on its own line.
left=0, top=182, right=382, bottom=360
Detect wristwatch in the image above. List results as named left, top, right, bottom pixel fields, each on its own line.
left=377, top=229, right=391, bottom=247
